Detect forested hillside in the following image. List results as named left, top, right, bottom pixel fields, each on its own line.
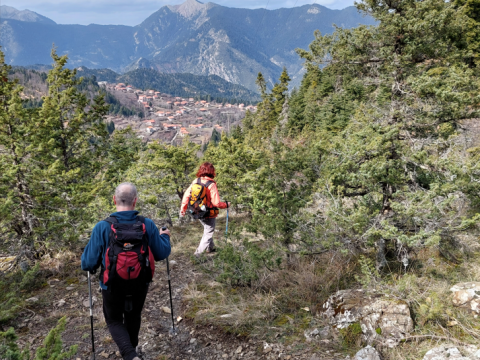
left=0, top=0, right=376, bottom=91
left=8, top=66, right=144, bottom=117
left=77, top=67, right=260, bottom=103
left=2, top=0, right=480, bottom=358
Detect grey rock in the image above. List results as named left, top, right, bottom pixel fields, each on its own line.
left=450, top=282, right=480, bottom=314
left=322, top=289, right=413, bottom=346
left=25, top=297, right=38, bottom=302
left=304, top=327, right=332, bottom=342
left=83, top=296, right=97, bottom=307
left=423, top=345, right=470, bottom=360
left=353, top=345, right=382, bottom=360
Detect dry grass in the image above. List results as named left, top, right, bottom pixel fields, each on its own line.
left=163, top=213, right=480, bottom=359
left=377, top=246, right=480, bottom=360
left=182, top=248, right=358, bottom=342
left=256, top=253, right=358, bottom=316
left=184, top=281, right=279, bottom=337
left=40, top=250, right=78, bottom=274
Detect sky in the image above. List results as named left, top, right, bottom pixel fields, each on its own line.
left=0, top=0, right=356, bottom=26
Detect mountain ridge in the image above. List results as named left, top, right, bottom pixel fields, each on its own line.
left=0, top=5, right=56, bottom=25
left=0, top=1, right=376, bottom=90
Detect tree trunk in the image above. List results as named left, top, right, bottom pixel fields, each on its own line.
left=376, top=238, right=387, bottom=271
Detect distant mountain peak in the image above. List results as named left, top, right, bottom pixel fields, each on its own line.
left=168, top=0, right=214, bottom=19
left=0, top=5, right=56, bottom=25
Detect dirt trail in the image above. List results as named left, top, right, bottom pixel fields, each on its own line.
left=13, top=248, right=337, bottom=360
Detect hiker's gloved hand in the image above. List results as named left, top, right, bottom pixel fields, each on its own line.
left=226, top=202, right=231, bottom=208
left=160, top=228, right=171, bottom=237
left=89, top=269, right=97, bottom=275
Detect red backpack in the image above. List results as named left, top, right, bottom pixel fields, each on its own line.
left=101, top=216, right=155, bottom=294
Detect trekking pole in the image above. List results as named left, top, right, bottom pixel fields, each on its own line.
left=225, top=201, right=229, bottom=236
left=87, top=271, right=96, bottom=360
left=162, top=227, right=176, bottom=335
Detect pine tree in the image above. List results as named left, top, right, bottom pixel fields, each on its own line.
left=0, top=49, right=38, bottom=250
left=295, top=0, right=480, bottom=267
left=32, top=49, right=110, bottom=247
left=271, top=67, right=290, bottom=116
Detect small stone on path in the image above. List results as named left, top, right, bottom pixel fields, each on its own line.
left=26, top=297, right=38, bottom=303
left=161, top=306, right=171, bottom=314
left=353, top=345, right=381, bottom=360
left=235, top=346, right=242, bottom=354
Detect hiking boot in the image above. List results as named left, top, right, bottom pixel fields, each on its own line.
left=206, top=247, right=216, bottom=254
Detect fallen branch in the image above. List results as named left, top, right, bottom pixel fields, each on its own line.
left=402, top=335, right=473, bottom=347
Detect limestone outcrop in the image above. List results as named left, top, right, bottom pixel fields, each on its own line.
left=422, top=344, right=479, bottom=360
left=322, top=289, right=413, bottom=347
left=352, top=345, right=382, bottom=360
left=450, top=282, right=480, bottom=315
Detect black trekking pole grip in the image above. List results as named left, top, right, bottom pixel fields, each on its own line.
left=162, top=227, right=176, bottom=334
left=87, top=271, right=95, bottom=360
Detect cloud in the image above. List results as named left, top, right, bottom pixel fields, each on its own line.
left=1, top=0, right=356, bottom=26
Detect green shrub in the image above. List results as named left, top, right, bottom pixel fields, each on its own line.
left=416, top=293, right=446, bottom=327
left=19, top=264, right=41, bottom=290
left=339, top=322, right=363, bottom=348
left=0, top=327, right=29, bottom=360
left=0, top=316, right=76, bottom=360
left=210, top=240, right=281, bottom=287
left=354, top=255, right=380, bottom=288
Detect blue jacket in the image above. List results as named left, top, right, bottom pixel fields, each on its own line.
left=81, top=211, right=171, bottom=290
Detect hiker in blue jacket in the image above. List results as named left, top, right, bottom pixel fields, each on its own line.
left=81, top=182, right=171, bottom=360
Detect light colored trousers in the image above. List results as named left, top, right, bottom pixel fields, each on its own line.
left=195, top=217, right=216, bottom=255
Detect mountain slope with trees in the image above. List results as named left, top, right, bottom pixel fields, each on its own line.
left=0, top=0, right=376, bottom=91
left=77, top=67, right=260, bottom=101
left=3, top=0, right=480, bottom=358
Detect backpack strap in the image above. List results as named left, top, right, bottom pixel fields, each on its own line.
left=135, top=215, right=149, bottom=264
left=204, top=180, right=215, bottom=188
left=104, top=216, right=119, bottom=224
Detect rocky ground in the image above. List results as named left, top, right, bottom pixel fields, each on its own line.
left=10, top=218, right=480, bottom=360
left=13, top=251, right=342, bottom=360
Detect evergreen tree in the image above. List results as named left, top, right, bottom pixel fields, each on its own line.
left=271, top=67, right=290, bottom=116
left=294, top=0, right=480, bottom=267
left=0, top=49, right=38, bottom=250
left=204, top=134, right=262, bottom=207
left=32, top=49, right=110, bottom=247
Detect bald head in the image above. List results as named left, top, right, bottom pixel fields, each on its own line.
left=114, top=182, right=138, bottom=209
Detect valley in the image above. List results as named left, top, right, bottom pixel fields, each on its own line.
left=0, top=0, right=376, bottom=91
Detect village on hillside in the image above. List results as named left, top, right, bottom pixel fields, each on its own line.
left=100, top=82, right=257, bottom=146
